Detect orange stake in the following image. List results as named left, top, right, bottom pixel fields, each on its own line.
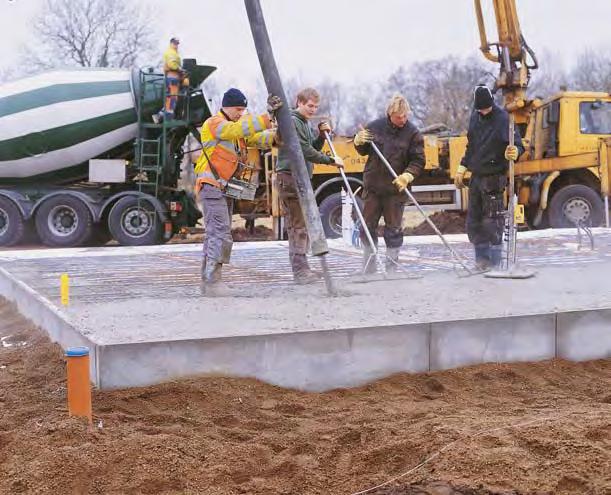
left=65, top=347, right=92, bottom=424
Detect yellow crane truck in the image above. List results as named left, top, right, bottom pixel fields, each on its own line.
left=236, top=0, right=610, bottom=239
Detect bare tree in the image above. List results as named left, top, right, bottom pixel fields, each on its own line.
left=569, top=49, right=611, bottom=93
left=24, top=0, right=158, bottom=71
left=0, top=66, right=17, bottom=84
left=527, top=49, right=569, bottom=100
left=316, top=78, right=345, bottom=132
left=337, top=81, right=381, bottom=135
left=201, top=75, right=223, bottom=113
left=396, top=56, right=492, bottom=132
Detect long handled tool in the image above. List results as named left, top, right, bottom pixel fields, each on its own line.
left=245, top=0, right=336, bottom=295
left=485, top=114, right=535, bottom=279
left=323, top=131, right=385, bottom=274
left=363, top=128, right=474, bottom=275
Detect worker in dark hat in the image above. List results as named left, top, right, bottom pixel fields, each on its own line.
left=455, top=85, right=524, bottom=269
left=193, top=88, right=282, bottom=285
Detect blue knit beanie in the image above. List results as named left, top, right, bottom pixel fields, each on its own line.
left=222, top=88, right=248, bottom=107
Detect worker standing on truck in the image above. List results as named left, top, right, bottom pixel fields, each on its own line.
left=454, top=85, right=524, bottom=270
left=195, top=88, right=282, bottom=285
left=353, top=94, right=425, bottom=273
left=275, top=87, right=344, bottom=284
left=154, top=37, right=182, bottom=123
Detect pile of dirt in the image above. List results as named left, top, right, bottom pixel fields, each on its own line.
left=405, top=211, right=467, bottom=236
left=0, top=297, right=609, bottom=495
left=168, top=223, right=275, bottom=244
left=231, top=225, right=275, bottom=242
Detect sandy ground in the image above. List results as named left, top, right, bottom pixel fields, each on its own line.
left=69, top=261, right=611, bottom=344
left=0, top=298, right=609, bottom=495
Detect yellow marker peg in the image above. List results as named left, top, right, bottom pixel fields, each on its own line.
left=514, top=204, right=525, bottom=224
left=60, top=273, right=69, bottom=306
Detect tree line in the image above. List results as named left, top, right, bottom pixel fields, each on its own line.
left=2, top=0, right=610, bottom=136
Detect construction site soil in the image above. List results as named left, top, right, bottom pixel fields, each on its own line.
left=405, top=212, right=467, bottom=236
left=0, top=298, right=609, bottom=495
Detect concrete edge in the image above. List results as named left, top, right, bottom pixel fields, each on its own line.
left=0, top=266, right=100, bottom=386
left=1, top=261, right=609, bottom=391
left=94, top=308, right=609, bottom=390
left=96, top=323, right=432, bottom=391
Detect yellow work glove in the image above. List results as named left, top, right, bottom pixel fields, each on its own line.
left=354, top=128, right=374, bottom=146
left=504, top=145, right=519, bottom=161
left=393, top=172, right=414, bottom=192
left=333, top=155, right=344, bottom=168
left=454, top=165, right=467, bottom=189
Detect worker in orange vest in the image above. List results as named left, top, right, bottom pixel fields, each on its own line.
left=194, top=88, right=282, bottom=284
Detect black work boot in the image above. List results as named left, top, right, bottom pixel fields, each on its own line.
left=291, top=254, right=321, bottom=285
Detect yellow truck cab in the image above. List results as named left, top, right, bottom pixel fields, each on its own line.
left=516, top=92, right=611, bottom=228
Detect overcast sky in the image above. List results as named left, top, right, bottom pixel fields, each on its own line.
left=1, top=0, right=610, bottom=92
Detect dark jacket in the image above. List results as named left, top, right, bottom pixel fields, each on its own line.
left=355, top=117, right=425, bottom=196
left=461, top=105, right=524, bottom=177
left=276, top=109, right=334, bottom=177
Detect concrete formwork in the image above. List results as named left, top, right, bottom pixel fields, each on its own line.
left=1, top=229, right=610, bottom=390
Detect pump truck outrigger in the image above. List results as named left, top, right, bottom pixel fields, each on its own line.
left=0, top=59, right=215, bottom=247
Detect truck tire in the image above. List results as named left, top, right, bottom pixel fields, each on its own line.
left=108, top=196, right=162, bottom=246
left=0, top=197, right=25, bottom=247
left=319, top=192, right=363, bottom=239
left=35, top=195, right=93, bottom=247
left=548, top=184, right=604, bottom=228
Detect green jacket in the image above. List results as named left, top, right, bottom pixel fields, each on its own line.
left=276, top=109, right=334, bottom=177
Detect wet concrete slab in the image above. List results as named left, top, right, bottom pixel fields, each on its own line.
left=1, top=229, right=610, bottom=390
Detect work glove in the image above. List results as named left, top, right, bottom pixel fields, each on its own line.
left=454, top=165, right=467, bottom=189
left=392, top=172, right=414, bottom=192
left=333, top=155, right=344, bottom=168
left=353, top=128, right=374, bottom=146
left=504, top=145, right=519, bottom=161
left=318, top=121, right=332, bottom=136
left=266, top=94, right=283, bottom=117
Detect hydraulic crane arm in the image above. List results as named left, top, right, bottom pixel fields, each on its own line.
left=474, top=0, right=538, bottom=118
left=475, top=0, right=523, bottom=63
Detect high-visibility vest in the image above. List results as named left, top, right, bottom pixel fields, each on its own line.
left=194, top=111, right=274, bottom=191
left=163, top=47, right=181, bottom=73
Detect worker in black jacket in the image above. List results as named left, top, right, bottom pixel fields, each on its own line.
left=354, top=94, right=425, bottom=273
left=455, top=85, right=524, bottom=269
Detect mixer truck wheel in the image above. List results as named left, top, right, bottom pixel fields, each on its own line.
left=108, top=196, right=162, bottom=246
left=0, top=197, right=25, bottom=247
left=35, top=195, right=93, bottom=247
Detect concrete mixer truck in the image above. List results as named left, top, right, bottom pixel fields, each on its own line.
left=0, top=60, right=215, bottom=247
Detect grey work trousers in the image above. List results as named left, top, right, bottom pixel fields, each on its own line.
left=199, top=184, right=234, bottom=264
